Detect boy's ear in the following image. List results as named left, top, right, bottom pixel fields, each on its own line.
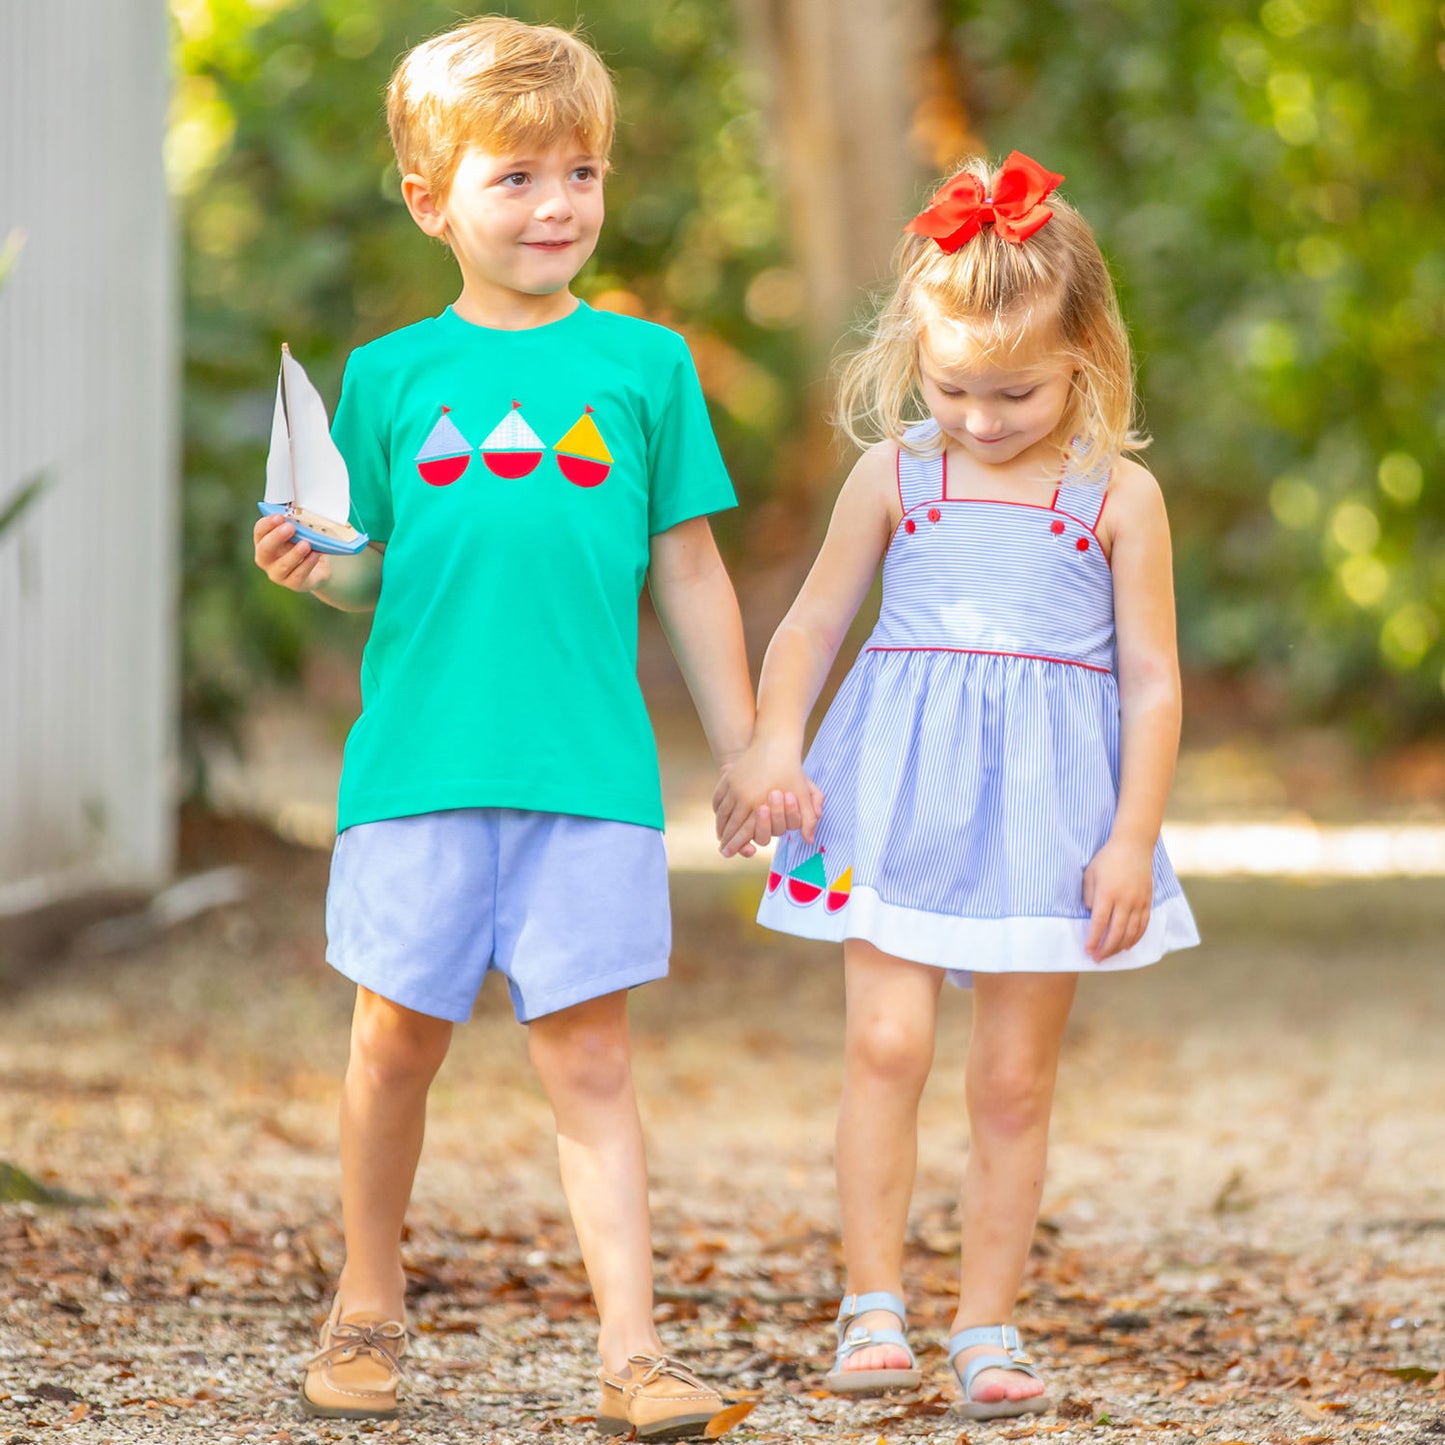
left=401, top=172, right=448, bottom=240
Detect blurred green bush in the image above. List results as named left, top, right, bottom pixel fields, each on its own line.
left=947, top=0, right=1444, bottom=741
left=172, top=0, right=1443, bottom=790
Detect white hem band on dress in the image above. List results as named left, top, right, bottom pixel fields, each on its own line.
left=756, top=885, right=1200, bottom=986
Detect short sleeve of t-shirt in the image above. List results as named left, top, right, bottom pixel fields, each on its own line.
left=647, top=336, right=735, bottom=536
left=332, top=353, right=394, bottom=543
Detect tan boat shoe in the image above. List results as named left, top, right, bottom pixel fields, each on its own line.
left=300, top=1298, right=407, bottom=1420
left=597, top=1353, right=724, bottom=1440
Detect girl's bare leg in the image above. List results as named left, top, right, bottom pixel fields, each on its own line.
left=833, top=940, right=945, bottom=1373
left=949, top=971, right=1077, bottom=1403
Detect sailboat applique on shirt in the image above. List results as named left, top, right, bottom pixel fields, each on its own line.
left=480, top=401, right=545, bottom=478
left=415, top=408, right=473, bottom=487
left=258, top=345, right=370, bottom=555
left=553, top=406, right=613, bottom=488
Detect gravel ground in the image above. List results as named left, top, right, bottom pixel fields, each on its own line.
left=2, top=817, right=1443, bottom=1443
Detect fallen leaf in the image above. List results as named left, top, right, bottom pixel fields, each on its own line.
left=67, top=1402, right=89, bottom=1423
left=704, top=1402, right=758, bottom=1438
left=1382, top=1365, right=1438, bottom=1383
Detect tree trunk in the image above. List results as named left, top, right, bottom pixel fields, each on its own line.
left=732, top=0, right=974, bottom=360
left=731, top=0, right=975, bottom=532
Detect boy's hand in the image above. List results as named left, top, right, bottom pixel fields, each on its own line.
left=254, top=513, right=330, bottom=593
left=1082, top=837, right=1154, bottom=961
left=713, top=741, right=824, bottom=858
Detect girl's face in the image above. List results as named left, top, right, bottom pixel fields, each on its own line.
left=917, top=325, right=1076, bottom=469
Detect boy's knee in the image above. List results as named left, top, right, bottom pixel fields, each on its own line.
left=349, top=992, right=451, bottom=1090
left=529, top=1017, right=633, bottom=1101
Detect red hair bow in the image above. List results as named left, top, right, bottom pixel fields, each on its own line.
left=906, top=151, right=1065, bottom=251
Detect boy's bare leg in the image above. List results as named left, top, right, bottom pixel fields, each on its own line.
left=336, top=986, right=453, bottom=1319
left=833, top=940, right=945, bottom=1373
left=527, top=990, right=663, bottom=1372
left=949, top=971, right=1076, bottom=1403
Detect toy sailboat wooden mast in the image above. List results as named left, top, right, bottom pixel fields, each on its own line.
left=258, top=344, right=369, bottom=556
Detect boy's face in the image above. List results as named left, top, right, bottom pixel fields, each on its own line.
left=405, top=138, right=605, bottom=318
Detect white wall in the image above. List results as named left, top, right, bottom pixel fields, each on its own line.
left=0, top=0, right=178, bottom=910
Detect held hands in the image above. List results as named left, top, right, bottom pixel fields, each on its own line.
left=1082, top=836, right=1154, bottom=961
left=713, top=738, right=824, bottom=858
left=254, top=513, right=331, bottom=593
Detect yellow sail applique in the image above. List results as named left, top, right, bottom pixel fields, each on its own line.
left=554, top=406, right=613, bottom=488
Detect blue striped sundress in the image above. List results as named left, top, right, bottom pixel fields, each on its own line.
left=756, top=421, right=1200, bottom=984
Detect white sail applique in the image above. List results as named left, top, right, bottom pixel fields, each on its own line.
left=415, top=407, right=473, bottom=487
left=480, top=401, right=544, bottom=479
left=258, top=345, right=369, bottom=555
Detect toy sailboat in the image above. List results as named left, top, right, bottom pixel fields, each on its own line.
left=258, top=345, right=370, bottom=555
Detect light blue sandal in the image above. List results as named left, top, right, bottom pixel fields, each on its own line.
left=823, top=1290, right=922, bottom=1395
left=947, top=1324, right=1051, bottom=1420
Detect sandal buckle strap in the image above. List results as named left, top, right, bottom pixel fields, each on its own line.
left=837, top=1290, right=909, bottom=1326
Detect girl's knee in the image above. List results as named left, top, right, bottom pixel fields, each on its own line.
left=967, top=1062, right=1055, bottom=1138
left=846, top=1012, right=934, bottom=1092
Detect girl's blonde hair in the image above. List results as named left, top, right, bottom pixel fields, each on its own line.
left=835, top=155, right=1145, bottom=462
left=387, top=16, right=616, bottom=205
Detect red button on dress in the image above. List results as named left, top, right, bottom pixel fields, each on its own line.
left=904, top=518, right=917, bottom=534
left=1050, top=519, right=1065, bottom=535
left=1076, top=536, right=1089, bottom=552
left=927, top=507, right=941, bottom=523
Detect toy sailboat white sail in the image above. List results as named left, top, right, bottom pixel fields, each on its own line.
left=258, top=345, right=370, bottom=556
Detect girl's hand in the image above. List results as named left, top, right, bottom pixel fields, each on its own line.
left=1082, top=837, right=1154, bottom=961
left=713, top=741, right=824, bottom=858
left=254, top=512, right=331, bottom=593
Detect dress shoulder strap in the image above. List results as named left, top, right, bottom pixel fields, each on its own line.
left=897, top=420, right=944, bottom=513
left=1053, top=436, right=1113, bottom=530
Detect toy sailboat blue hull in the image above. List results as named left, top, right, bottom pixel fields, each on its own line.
left=257, top=501, right=370, bottom=556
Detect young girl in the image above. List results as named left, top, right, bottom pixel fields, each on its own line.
left=714, top=152, right=1200, bottom=1420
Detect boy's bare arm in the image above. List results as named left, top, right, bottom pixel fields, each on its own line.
left=646, top=515, right=754, bottom=767
left=253, top=513, right=382, bottom=613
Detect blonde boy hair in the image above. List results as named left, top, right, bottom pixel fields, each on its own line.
left=386, top=16, right=616, bottom=205
left=836, top=155, right=1144, bottom=464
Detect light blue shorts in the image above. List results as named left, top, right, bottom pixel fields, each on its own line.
left=325, top=808, right=671, bottom=1024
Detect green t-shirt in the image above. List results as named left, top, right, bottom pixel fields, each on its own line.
left=330, top=301, right=736, bottom=833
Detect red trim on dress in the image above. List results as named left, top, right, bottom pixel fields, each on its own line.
left=866, top=645, right=1113, bottom=675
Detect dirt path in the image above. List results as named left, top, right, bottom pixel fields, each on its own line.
left=2, top=815, right=1442, bottom=1443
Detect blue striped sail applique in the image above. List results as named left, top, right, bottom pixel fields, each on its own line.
left=416, top=407, right=473, bottom=487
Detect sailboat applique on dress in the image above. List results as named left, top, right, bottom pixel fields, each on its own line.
left=553, top=406, right=613, bottom=487
left=415, top=407, right=473, bottom=487
left=258, top=345, right=370, bottom=555
left=480, top=401, right=544, bottom=479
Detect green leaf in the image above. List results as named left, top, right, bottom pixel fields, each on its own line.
left=0, top=227, right=24, bottom=288
left=0, top=473, right=48, bottom=540
left=0, top=1160, right=99, bottom=1207
left=1385, top=1365, right=1439, bottom=1384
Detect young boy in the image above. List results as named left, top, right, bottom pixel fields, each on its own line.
left=254, top=17, right=768, bottom=1436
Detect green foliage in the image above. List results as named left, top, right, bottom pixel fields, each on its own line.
left=173, top=0, right=797, bottom=788
left=0, top=231, right=48, bottom=544
left=175, top=0, right=1445, bottom=771
left=948, top=0, right=1445, bottom=732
